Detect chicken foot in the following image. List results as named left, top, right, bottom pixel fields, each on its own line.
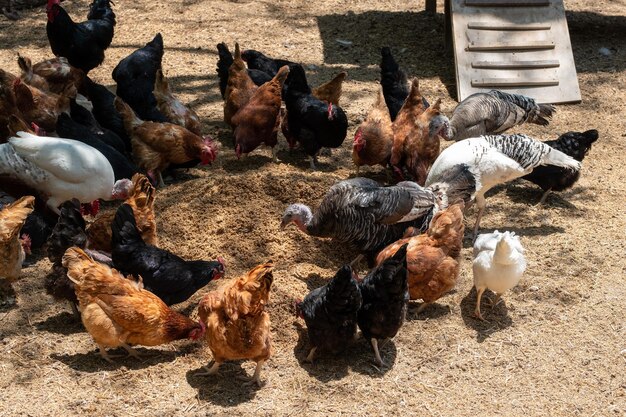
left=196, top=361, right=221, bottom=376
left=370, top=338, right=384, bottom=367
left=121, top=343, right=143, bottom=360
left=97, top=344, right=126, bottom=363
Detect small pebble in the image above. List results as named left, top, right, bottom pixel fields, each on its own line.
left=529, top=285, right=539, bottom=292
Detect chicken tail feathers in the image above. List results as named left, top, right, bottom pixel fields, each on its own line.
left=488, top=90, right=555, bottom=126
left=113, top=97, right=142, bottom=131
left=542, top=147, right=582, bottom=172
left=534, top=103, right=556, bottom=126
left=111, top=203, right=144, bottom=247
left=62, top=247, right=93, bottom=285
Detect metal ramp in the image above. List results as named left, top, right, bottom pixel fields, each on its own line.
left=450, top=0, right=581, bottom=104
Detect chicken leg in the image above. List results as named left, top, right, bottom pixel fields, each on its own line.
left=98, top=344, right=118, bottom=363
left=70, top=301, right=81, bottom=320
left=416, top=302, right=431, bottom=314
left=472, top=194, right=486, bottom=240
left=538, top=188, right=552, bottom=205
left=474, top=286, right=486, bottom=321
left=244, top=360, right=265, bottom=387
left=121, top=343, right=143, bottom=360
left=196, top=361, right=222, bottom=376
left=371, top=338, right=384, bottom=367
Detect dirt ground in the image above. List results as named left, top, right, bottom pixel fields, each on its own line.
left=1, top=0, right=625, bottom=415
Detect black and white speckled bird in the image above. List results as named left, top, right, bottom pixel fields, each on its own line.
left=522, top=129, right=599, bottom=204
left=281, top=167, right=478, bottom=262
left=425, top=133, right=582, bottom=237
left=449, top=90, right=556, bottom=141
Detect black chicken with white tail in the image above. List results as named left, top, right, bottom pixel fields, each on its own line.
left=522, top=129, right=599, bottom=203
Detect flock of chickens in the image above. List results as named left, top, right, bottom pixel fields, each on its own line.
left=0, top=0, right=601, bottom=386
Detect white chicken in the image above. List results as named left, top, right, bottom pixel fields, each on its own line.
left=0, top=132, right=132, bottom=213
left=425, top=134, right=581, bottom=237
left=472, top=230, right=526, bottom=320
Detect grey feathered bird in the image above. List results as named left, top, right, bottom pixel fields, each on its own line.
left=425, top=134, right=582, bottom=237
left=449, top=90, right=556, bottom=141
left=280, top=166, right=478, bottom=262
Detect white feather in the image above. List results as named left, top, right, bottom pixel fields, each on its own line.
left=473, top=230, right=526, bottom=295
left=0, top=132, right=115, bottom=211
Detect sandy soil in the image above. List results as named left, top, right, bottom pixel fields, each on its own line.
left=0, top=0, right=625, bottom=415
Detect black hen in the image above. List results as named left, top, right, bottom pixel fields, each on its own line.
left=69, top=99, right=126, bottom=154
left=282, top=65, right=348, bottom=169
left=82, top=76, right=131, bottom=151
left=112, top=33, right=167, bottom=122
left=44, top=199, right=87, bottom=316
left=241, top=49, right=299, bottom=78
left=357, top=244, right=409, bottom=366
left=296, top=265, right=362, bottom=362
left=45, top=0, right=116, bottom=73
left=111, top=204, right=225, bottom=305
left=380, top=47, right=428, bottom=121
left=522, top=129, right=599, bottom=203
left=56, top=113, right=140, bottom=181
left=216, top=43, right=272, bottom=98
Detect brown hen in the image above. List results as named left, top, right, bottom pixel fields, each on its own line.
left=231, top=66, right=289, bottom=160
left=352, top=87, right=393, bottom=173
left=63, top=247, right=205, bottom=362
left=114, top=97, right=218, bottom=187
left=21, top=56, right=84, bottom=95
left=223, top=43, right=258, bottom=127
left=0, top=69, right=20, bottom=141
left=375, top=203, right=465, bottom=312
left=154, top=69, right=202, bottom=136
left=401, top=99, right=451, bottom=185
left=13, top=77, right=75, bottom=132
left=87, top=174, right=158, bottom=252
left=312, top=71, right=347, bottom=105
left=198, top=261, right=273, bottom=386
left=0, top=195, right=34, bottom=302
left=390, top=78, right=426, bottom=180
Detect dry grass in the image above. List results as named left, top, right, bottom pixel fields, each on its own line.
left=1, top=0, right=625, bottom=415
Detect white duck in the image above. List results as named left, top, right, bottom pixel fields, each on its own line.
left=472, top=230, right=526, bottom=320
left=0, top=132, right=132, bottom=213
left=425, top=133, right=581, bottom=237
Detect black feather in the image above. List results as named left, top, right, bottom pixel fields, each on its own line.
left=299, top=265, right=362, bottom=354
